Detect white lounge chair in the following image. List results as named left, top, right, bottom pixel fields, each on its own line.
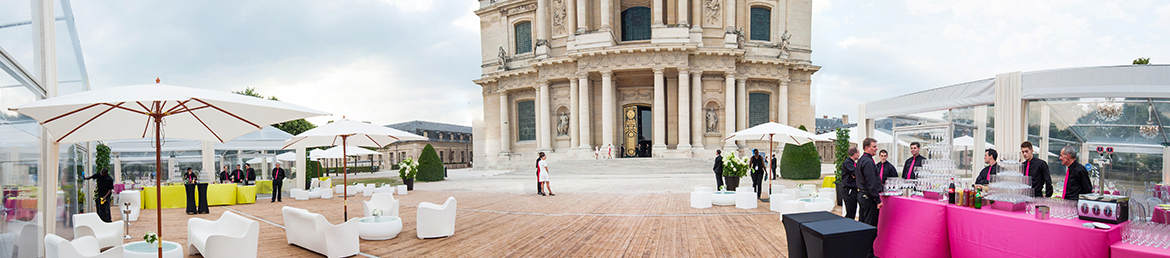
left=321, top=178, right=332, bottom=189
left=363, top=193, right=399, bottom=217
left=72, top=213, right=124, bottom=249
left=3, top=214, right=41, bottom=258
left=187, top=211, right=259, bottom=258
left=362, top=184, right=376, bottom=197
left=290, top=188, right=309, bottom=200
left=310, top=178, right=320, bottom=189
left=44, top=234, right=122, bottom=258
left=282, top=206, right=359, bottom=258
left=416, top=196, right=457, bottom=239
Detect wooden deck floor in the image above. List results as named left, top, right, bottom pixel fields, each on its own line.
left=124, top=191, right=795, bottom=257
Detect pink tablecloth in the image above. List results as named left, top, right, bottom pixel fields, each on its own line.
left=1110, top=242, right=1170, bottom=258
left=1153, top=206, right=1167, bottom=224
left=947, top=205, right=1122, bottom=258
left=875, top=196, right=951, bottom=258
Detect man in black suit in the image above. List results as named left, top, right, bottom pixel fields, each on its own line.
left=878, top=150, right=899, bottom=178
left=856, top=138, right=882, bottom=227
left=713, top=150, right=724, bottom=190
left=840, top=147, right=860, bottom=219
left=1058, top=146, right=1093, bottom=200
left=271, top=163, right=286, bottom=202
left=244, top=164, right=256, bottom=185
left=770, top=154, right=778, bottom=179
left=85, top=168, right=115, bottom=222
left=1021, top=141, right=1054, bottom=198
left=233, top=165, right=244, bottom=184
left=902, top=142, right=925, bottom=179
left=750, top=149, right=766, bottom=199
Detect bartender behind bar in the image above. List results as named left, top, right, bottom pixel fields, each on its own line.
left=856, top=138, right=883, bottom=227
left=975, top=148, right=1000, bottom=186
left=1020, top=141, right=1053, bottom=198
left=1059, top=146, right=1094, bottom=200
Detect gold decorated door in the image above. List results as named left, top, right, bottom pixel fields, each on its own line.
left=623, top=106, right=638, bottom=157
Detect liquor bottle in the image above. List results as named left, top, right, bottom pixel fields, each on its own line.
left=947, top=178, right=956, bottom=204
left=966, top=188, right=975, bottom=207
left=974, top=187, right=983, bottom=209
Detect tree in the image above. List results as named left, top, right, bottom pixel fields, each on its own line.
left=416, top=144, right=445, bottom=182
left=833, top=128, right=851, bottom=183
left=1133, top=58, right=1150, bottom=65
left=232, top=87, right=317, bottom=135
left=780, top=142, right=822, bottom=180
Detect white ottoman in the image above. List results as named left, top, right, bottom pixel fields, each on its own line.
left=291, top=189, right=308, bottom=200
left=800, top=197, right=835, bottom=212
left=307, top=189, right=321, bottom=199
left=346, top=185, right=362, bottom=196
left=363, top=184, right=375, bottom=197
left=319, top=188, right=333, bottom=199
left=735, top=190, right=757, bottom=209
left=769, top=193, right=794, bottom=212
left=335, top=185, right=345, bottom=194
left=119, top=190, right=141, bottom=222
left=817, top=188, right=836, bottom=204
left=690, top=191, right=712, bottom=209
left=778, top=200, right=805, bottom=214
left=397, top=185, right=408, bottom=195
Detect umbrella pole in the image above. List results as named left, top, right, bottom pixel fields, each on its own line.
left=342, top=135, right=349, bottom=221
left=153, top=114, right=163, bottom=258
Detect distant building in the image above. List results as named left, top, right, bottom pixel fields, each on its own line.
left=815, top=115, right=856, bottom=134
left=380, top=120, right=473, bottom=169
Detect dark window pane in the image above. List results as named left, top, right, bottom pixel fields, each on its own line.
left=622, top=7, right=651, bottom=41
left=515, top=22, right=532, bottom=54
left=749, top=93, right=770, bottom=127
left=517, top=100, right=536, bottom=141
left=750, top=7, right=770, bottom=41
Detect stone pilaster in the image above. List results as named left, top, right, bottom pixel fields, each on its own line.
left=736, top=77, right=747, bottom=149
left=600, top=0, right=612, bottom=30
left=779, top=79, right=789, bottom=124
left=677, top=68, right=692, bottom=150
left=724, top=72, right=737, bottom=150
left=691, top=70, right=704, bottom=148
left=576, top=0, right=587, bottom=33
left=601, top=70, right=615, bottom=148
left=499, top=91, right=511, bottom=154
left=538, top=80, right=552, bottom=151
left=653, top=67, right=667, bottom=152
left=652, top=0, right=664, bottom=26
left=678, top=0, right=689, bottom=26
left=569, top=78, right=579, bottom=149
left=578, top=73, right=592, bottom=148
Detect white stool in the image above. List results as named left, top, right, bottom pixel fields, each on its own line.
left=335, top=185, right=345, bottom=194
left=818, top=188, right=836, bottom=204
left=690, top=191, right=712, bottom=209
left=803, top=198, right=835, bottom=211
left=397, top=185, right=408, bottom=195
left=769, top=193, right=794, bottom=212
left=735, top=190, right=757, bottom=209
left=778, top=200, right=805, bottom=214
left=319, top=188, right=333, bottom=199
left=119, top=190, right=141, bottom=222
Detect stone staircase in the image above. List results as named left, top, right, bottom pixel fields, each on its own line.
left=503, top=157, right=715, bottom=176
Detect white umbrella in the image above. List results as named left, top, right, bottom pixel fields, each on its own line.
left=952, top=136, right=994, bottom=150
left=724, top=122, right=827, bottom=146
left=9, top=83, right=326, bottom=256
left=314, top=145, right=382, bottom=159
left=282, top=118, right=423, bottom=220
left=275, top=152, right=297, bottom=161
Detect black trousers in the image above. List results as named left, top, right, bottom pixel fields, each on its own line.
left=751, top=171, right=764, bottom=198
left=715, top=171, right=724, bottom=189
left=96, top=197, right=112, bottom=222
left=858, top=193, right=880, bottom=227
left=272, top=182, right=283, bottom=201
left=537, top=181, right=544, bottom=194
left=843, top=187, right=859, bottom=219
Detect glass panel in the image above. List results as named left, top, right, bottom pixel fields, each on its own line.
left=517, top=100, right=535, bottom=141
left=621, top=7, right=650, bottom=41
left=748, top=93, right=769, bottom=127
left=514, top=22, right=532, bottom=54
left=750, top=7, right=770, bottom=41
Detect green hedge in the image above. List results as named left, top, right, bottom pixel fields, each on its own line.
left=303, top=159, right=321, bottom=189
left=780, top=141, right=822, bottom=180
left=416, top=144, right=445, bottom=182
left=323, top=166, right=377, bottom=174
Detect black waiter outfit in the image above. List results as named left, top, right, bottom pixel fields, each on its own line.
left=902, top=154, right=925, bottom=179
left=1062, top=161, right=1093, bottom=200
left=89, top=173, right=114, bottom=222
left=272, top=167, right=286, bottom=202
left=856, top=152, right=882, bottom=227
left=1022, top=157, right=1054, bottom=198
left=975, top=164, right=1000, bottom=185
left=878, top=160, right=899, bottom=179
left=713, top=154, right=724, bottom=189
left=841, top=158, right=859, bottom=219
left=750, top=154, right=766, bottom=198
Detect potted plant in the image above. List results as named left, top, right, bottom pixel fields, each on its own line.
left=721, top=152, right=749, bottom=191
left=397, top=158, right=418, bottom=190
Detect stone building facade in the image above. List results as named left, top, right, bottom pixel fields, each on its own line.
left=380, top=121, right=473, bottom=169
left=473, top=0, right=819, bottom=169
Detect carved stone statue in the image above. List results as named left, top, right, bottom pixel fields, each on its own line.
left=556, top=112, right=570, bottom=136
left=706, top=107, right=719, bottom=133
left=778, top=30, right=792, bottom=59
left=498, top=47, right=508, bottom=71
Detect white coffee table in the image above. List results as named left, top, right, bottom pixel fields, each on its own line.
left=123, top=240, right=183, bottom=258
left=358, top=216, right=403, bottom=240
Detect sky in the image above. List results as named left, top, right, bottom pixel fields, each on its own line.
left=6, top=0, right=1170, bottom=128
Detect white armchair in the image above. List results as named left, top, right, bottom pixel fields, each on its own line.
left=321, top=178, right=332, bottom=189
left=187, top=211, right=259, bottom=258
left=310, top=178, right=320, bottom=189
left=44, top=234, right=122, bottom=258
left=72, top=213, right=124, bottom=249
left=282, top=206, right=359, bottom=258
left=2, top=214, right=41, bottom=258
left=416, top=196, right=457, bottom=239
left=363, top=193, right=399, bottom=217
left=362, top=184, right=375, bottom=197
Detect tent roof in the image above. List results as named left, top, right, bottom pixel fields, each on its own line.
left=107, top=126, right=293, bottom=153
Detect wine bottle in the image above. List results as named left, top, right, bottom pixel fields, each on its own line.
left=948, top=178, right=956, bottom=204
left=974, top=187, right=983, bottom=209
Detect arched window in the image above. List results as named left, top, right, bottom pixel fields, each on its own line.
left=515, top=21, right=533, bottom=54
left=517, top=100, right=536, bottom=141
left=621, top=7, right=651, bottom=41
left=750, top=7, right=771, bottom=41
left=749, top=92, right=771, bottom=127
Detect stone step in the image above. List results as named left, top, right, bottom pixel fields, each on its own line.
left=505, top=158, right=716, bottom=175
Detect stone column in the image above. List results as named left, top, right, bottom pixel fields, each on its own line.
left=534, top=84, right=544, bottom=149
left=576, top=0, right=588, bottom=32
left=653, top=67, right=667, bottom=152
left=601, top=0, right=612, bottom=30
left=578, top=73, right=592, bottom=148
left=567, top=0, right=577, bottom=35
left=536, top=0, right=548, bottom=40
left=772, top=0, right=782, bottom=43
left=499, top=91, right=512, bottom=154
left=736, top=77, right=747, bottom=132
left=652, top=0, right=664, bottom=26
left=778, top=79, right=789, bottom=124
left=678, top=68, right=692, bottom=150
left=692, top=0, right=702, bottom=27
left=539, top=80, right=552, bottom=151
left=679, top=0, right=690, bottom=26
left=725, top=0, right=736, bottom=30
left=569, top=78, right=580, bottom=149
left=724, top=72, right=737, bottom=150
left=601, top=70, right=616, bottom=147
left=692, top=70, right=704, bottom=147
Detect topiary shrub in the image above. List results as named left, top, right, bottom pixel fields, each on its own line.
left=833, top=128, right=851, bottom=183
left=304, top=159, right=321, bottom=189
left=416, top=144, right=445, bottom=182
left=780, top=142, right=822, bottom=180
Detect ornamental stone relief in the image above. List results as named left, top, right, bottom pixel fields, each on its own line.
left=618, top=89, right=653, bottom=104
left=552, top=0, right=567, bottom=35
left=704, top=0, right=721, bottom=26
left=689, top=55, right=736, bottom=71
left=578, top=52, right=688, bottom=71
left=746, top=80, right=778, bottom=92
left=538, top=63, right=576, bottom=80
left=738, top=63, right=790, bottom=80
left=502, top=3, right=537, bottom=16
left=498, top=74, right=536, bottom=91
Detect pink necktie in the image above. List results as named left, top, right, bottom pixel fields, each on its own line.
left=1025, top=161, right=1031, bottom=177
left=879, top=164, right=885, bottom=178
left=907, top=158, right=916, bottom=179
left=1062, top=167, right=1071, bottom=198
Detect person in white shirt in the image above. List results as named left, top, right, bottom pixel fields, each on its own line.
left=537, top=152, right=554, bottom=196
left=606, top=144, right=614, bottom=159
left=594, top=146, right=600, bottom=159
